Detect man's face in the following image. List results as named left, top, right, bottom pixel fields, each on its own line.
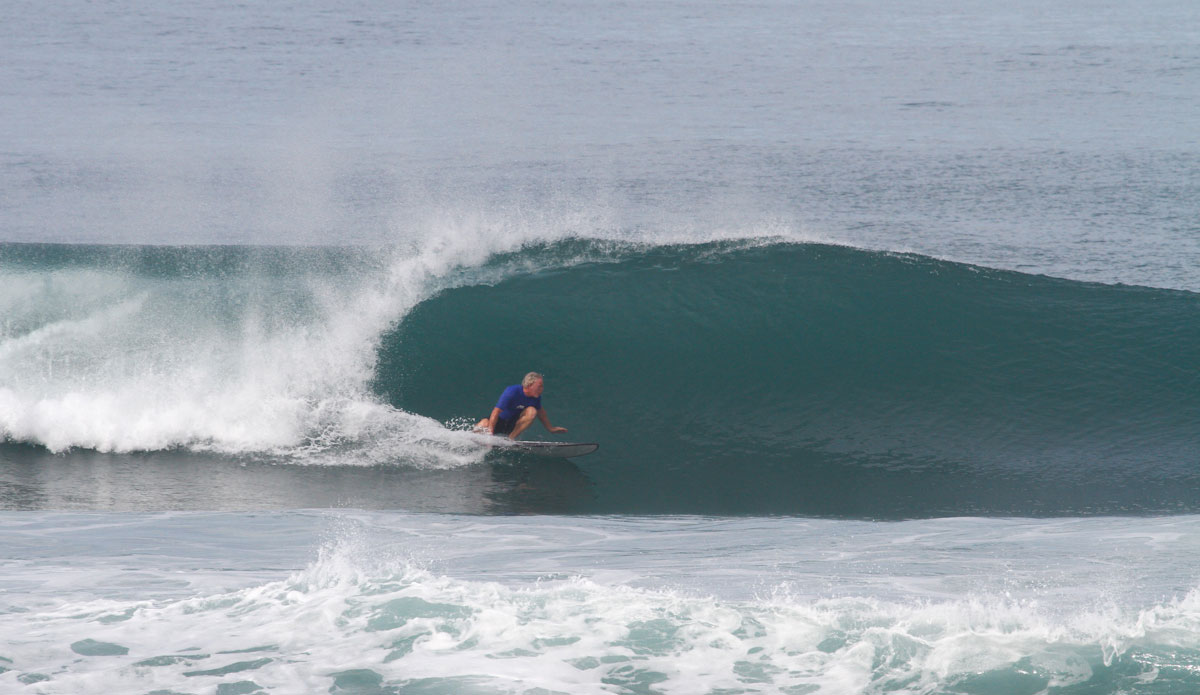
left=526, top=379, right=544, bottom=397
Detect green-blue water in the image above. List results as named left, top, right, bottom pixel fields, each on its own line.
left=393, top=239, right=1200, bottom=515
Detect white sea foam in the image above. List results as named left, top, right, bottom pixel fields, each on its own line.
left=4, top=524, right=1200, bottom=694
left=0, top=208, right=809, bottom=461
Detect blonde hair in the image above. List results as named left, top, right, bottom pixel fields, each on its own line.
left=522, top=372, right=544, bottom=388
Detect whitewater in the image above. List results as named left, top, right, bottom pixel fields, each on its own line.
left=3, top=0, right=1199, bottom=693
left=7, top=512, right=1200, bottom=694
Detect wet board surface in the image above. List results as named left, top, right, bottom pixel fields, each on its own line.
left=503, top=441, right=599, bottom=458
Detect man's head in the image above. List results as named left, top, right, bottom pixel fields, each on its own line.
left=522, top=371, right=545, bottom=397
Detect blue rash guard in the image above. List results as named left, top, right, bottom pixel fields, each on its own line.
left=494, top=384, right=541, bottom=433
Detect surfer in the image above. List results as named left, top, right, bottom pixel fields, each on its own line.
left=475, top=372, right=568, bottom=440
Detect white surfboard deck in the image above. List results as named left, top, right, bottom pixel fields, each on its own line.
left=488, top=438, right=598, bottom=458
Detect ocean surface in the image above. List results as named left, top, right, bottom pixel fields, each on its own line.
left=2, top=0, right=1199, bottom=692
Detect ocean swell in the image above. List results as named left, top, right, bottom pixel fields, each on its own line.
left=2, top=238, right=1197, bottom=515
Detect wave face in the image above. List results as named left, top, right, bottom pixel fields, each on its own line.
left=382, top=240, right=1200, bottom=516
left=2, top=238, right=1197, bottom=516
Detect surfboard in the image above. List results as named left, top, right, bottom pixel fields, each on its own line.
left=503, top=440, right=599, bottom=458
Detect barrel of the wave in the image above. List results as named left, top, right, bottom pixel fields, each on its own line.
left=380, top=239, right=1200, bottom=516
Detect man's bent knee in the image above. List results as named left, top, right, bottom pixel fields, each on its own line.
left=518, top=407, right=538, bottom=422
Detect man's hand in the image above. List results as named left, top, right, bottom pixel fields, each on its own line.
left=548, top=426, right=568, bottom=434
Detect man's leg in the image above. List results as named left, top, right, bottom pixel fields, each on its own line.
left=507, top=407, right=539, bottom=440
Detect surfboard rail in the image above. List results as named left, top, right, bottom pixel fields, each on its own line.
left=501, top=440, right=599, bottom=458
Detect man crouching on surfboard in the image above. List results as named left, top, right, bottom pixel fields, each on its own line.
left=475, top=372, right=568, bottom=440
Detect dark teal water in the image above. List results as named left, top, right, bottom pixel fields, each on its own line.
left=381, top=240, right=1200, bottom=516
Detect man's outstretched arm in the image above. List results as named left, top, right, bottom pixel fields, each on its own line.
left=538, top=408, right=567, bottom=434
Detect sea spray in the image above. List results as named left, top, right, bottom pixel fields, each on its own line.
left=0, top=219, right=586, bottom=458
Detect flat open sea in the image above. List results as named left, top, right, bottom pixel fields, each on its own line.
left=2, top=1, right=1198, bottom=692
